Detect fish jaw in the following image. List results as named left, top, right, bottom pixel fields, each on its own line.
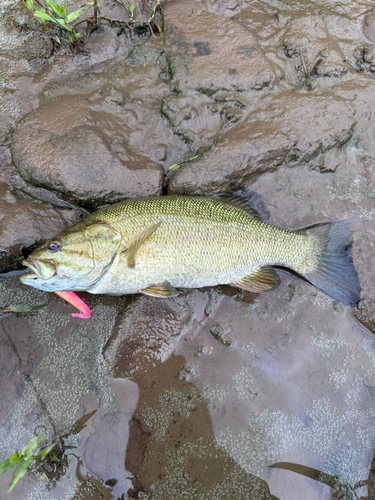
left=21, top=258, right=56, bottom=280
left=20, top=258, right=58, bottom=291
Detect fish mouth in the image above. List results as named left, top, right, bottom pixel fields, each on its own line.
left=21, top=258, right=56, bottom=280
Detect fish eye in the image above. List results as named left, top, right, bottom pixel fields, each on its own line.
left=47, top=241, right=61, bottom=252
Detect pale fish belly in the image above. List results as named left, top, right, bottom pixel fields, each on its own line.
left=87, top=216, right=311, bottom=295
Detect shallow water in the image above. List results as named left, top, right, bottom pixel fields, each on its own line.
left=0, top=270, right=374, bottom=499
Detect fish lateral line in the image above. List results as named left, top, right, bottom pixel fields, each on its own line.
left=54, top=291, right=91, bottom=318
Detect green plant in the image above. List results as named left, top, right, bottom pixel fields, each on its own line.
left=0, top=410, right=97, bottom=492
left=126, top=2, right=135, bottom=19
left=0, top=436, right=56, bottom=492
left=23, top=0, right=95, bottom=44
left=168, top=154, right=200, bottom=171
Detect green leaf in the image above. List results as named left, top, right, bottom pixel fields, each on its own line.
left=66, top=7, right=86, bottom=23
left=8, top=458, right=33, bottom=492
left=8, top=305, right=44, bottom=312
left=24, top=0, right=34, bottom=11
left=34, top=10, right=58, bottom=23
left=55, top=17, right=66, bottom=27
left=168, top=155, right=199, bottom=171
left=22, top=436, right=44, bottom=460
left=0, top=453, right=21, bottom=476
left=52, top=35, right=60, bottom=43
left=38, top=443, right=56, bottom=460
left=76, top=32, right=81, bottom=39
left=45, top=0, right=65, bottom=17
left=68, top=33, right=73, bottom=43
left=85, top=2, right=94, bottom=5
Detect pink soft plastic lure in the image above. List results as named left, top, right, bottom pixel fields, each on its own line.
left=54, top=291, right=91, bottom=318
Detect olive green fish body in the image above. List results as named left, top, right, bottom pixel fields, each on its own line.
left=20, top=194, right=360, bottom=306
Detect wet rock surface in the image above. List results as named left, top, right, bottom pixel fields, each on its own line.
left=11, top=95, right=164, bottom=207
left=0, top=183, right=82, bottom=273
left=169, top=93, right=355, bottom=194
left=1, top=0, right=375, bottom=499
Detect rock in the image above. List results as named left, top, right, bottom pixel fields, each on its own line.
left=353, top=45, right=375, bottom=75
left=309, top=148, right=342, bottom=173
left=103, top=290, right=218, bottom=381
left=355, top=299, right=375, bottom=335
left=0, top=183, right=82, bottom=273
left=280, top=16, right=348, bottom=86
left=169, top=94, right=355, bottom=195
left=11, top=95, right=164, bottom=207
left=363, top=12, right=375, bottom=44
left=165, top=4, right=276, bottom=94
left=161, top=93, right=223, bottom=148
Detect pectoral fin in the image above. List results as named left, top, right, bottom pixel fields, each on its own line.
left=141, top=282, right=179, bottom=297
left=231, top=267, right=280, bottom=292
left=126, top=221, right=161, bottom=268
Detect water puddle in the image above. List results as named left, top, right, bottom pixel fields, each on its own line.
left=1, top=271, right=374, bottom=499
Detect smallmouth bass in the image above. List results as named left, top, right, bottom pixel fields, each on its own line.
left=20, top=193, right=360, bottom=316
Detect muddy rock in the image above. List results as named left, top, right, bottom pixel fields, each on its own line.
left=353, top=45, right=375, bottom=75
left=169, top=94, right=355, bottom=194
left=279, top=15, right=348, bottom=87
left=103, top=290, right=220, bottom=381
left=11, top=96, right=164, bottom=207
left=0, top=183, right=82, bottom=273
left=363, top=11, right=375, bottom=44
left=165, top=4, right=276, bottom=94
left=161, top=92, right=223, bottom=148
left=355, top=299, right=375, bottom=335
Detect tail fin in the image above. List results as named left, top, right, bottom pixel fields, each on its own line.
left=304, top=221, right=360, bottom=306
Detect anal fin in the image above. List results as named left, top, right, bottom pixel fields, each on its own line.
left=141, top=282, right=179, bottom=298
left=231, top=267, right=280, bottom=293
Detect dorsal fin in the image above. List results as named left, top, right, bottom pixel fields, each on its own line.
left=213, top=191, right=269, bottom=222
left=231, top=267, right=280, bottom=292
left=126, top=221, right=161, bottom=268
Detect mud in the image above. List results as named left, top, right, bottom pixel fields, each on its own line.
left=1, top=0, right=375, bottom=499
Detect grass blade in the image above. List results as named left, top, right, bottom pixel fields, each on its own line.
left=22, top=436, right=44, bottom=460
left=8, top=458, right=33, bottom=492
left=66, top=7, right=86, bottom=23
left=38, top=443, right=57, bottom=460
left=34, top=10, right=57, bottom=23
left=0, top=453, right=21, bottom=476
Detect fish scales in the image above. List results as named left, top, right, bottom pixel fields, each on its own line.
left=84, top=196, right=313, bottom=294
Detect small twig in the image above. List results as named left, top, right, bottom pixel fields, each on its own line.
left=93, top=0, right=99, bottom=24
left=300, top=51, right=309, bottom=77
left=114, top=0, right=128, bottom=10
left=310, top=58, right=323, bottom=77
left=99, top=16, right=133, bottom=24
left=353, top=7, right=372, bottom=19
left=148, top=22, right=155, bottom=37
left=74, top=17, right=94, bottom=28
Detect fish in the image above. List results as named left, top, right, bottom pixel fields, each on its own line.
left=20, top=192, right=360, bottom=317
